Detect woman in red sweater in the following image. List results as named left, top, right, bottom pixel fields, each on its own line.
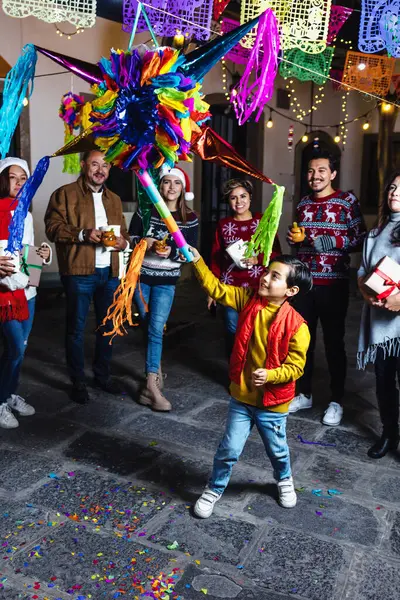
left=209, top=178, right=281, bottom=356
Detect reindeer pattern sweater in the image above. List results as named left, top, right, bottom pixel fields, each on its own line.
left=295, top=190, right=366, bottom=285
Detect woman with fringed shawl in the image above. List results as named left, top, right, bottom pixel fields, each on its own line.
left=358, top=171, right=400, bottom=459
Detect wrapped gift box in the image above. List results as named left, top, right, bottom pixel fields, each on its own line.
left=226, top=239, right=250, bottom=270
left=20, top=245, right=43, bottom=287
left=0, top=238, right=20, bottom=272
left=364, top=255, right=400, bottom=299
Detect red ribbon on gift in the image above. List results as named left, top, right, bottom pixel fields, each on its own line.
left=375, top=268, right=400, bottom=300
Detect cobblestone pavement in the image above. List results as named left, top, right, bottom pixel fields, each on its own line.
left=0, top=278, right=397, bottom=600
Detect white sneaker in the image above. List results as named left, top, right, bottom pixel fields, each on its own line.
left=277, top=476, right=297, bottom=508
left=7, top=394, right=35, bottom=416
left=289, top=393, right=313, bottom=413
left=0, top=403, right=19, bottom=429
left=322, top=402, right=343, bottom=426
left=194, top=488, right=221, bottom=519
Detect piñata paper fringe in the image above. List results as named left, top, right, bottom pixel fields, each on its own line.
left=0, top=44, right=37, bottom=159
left=62, top=130, right=81, bottom=174
left=245, top=184, right=284, bottom=265
left=63, top=151, right=81, bottom=174
left=100, top=239, right=148, bottom=343
left=7, top=156, right=50, bottom=253
left=233, top=9, right=279, bottom=125
left=81, top=102, right=92, bottom=130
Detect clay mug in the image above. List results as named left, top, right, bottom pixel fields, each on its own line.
left=154, top=234, right=169, bottom=253
left=290, top=222, right=305, bottom=243
left=100, top=225, right=120, bottom=248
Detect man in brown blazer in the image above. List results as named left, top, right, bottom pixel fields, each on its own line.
left=45, top=150, right=130, bottom=404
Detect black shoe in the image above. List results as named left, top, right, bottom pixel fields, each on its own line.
left=71, top=382, right=89, bottom=404
left=367, top=435, right=399, bottom=459
left=93, top=378, right=123, bottom=395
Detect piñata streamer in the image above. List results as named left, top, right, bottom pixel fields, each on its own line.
left=232, top=9, right=279, bottom=125
left=0, top=43, right=37, bottom=159
left=7, top=156, right=50, bottom=253
left=100, top=238, right=148, bottom=342
left=245, top=184, right=284, bottom=265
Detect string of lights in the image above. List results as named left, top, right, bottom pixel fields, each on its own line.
left=135, top=1, right=400, bottom=109
left=54, top=24, right=85, bottom=39
left=264, top=103, right=378, bottom=131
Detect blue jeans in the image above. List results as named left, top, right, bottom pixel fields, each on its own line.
left=134, top=282, right=175, bottom=373
left=61, top=267, right=120, bottom=383
left=209, top=397, right=291, bottom=494
left=224, top=306, right=239, bottom=358
left=0, top=297, right=35, bottom=403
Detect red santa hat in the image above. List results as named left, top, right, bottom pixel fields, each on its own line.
left=159, top=165, right=194, bottom=201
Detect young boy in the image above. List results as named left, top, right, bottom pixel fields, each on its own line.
left=188, top=248, right=312, bottom=516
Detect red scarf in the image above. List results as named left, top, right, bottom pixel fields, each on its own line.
left=0, top=197, right=29, bottom=322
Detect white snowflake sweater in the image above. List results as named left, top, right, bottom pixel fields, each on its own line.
left=129, top=208, right=199, bottom=285
left=210, top=214, right=281, bottom=289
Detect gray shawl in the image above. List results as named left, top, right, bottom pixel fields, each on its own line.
left=357, top=212, right=400, bottom=369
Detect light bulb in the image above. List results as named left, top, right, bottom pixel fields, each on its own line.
left=383, top=102, right=392, bottom=112
left=266, top=118, right=273, bottom=129
left=173, top=32, right=185, bottom=48
left=334, top=135, right=341, bottom=143
left=362, top=121, right=370, bottom=130
left=357, top=62, right=366, bottom=71
left=22, top=97, right=28, bottom=107
left=302, top=134, right=308, bottom=142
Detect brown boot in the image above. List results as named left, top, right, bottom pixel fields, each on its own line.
left=139, top=373, right=171, bottom=412
left=158, top=365, right=166, bottom=390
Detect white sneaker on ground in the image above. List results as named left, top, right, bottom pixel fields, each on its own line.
left=194, top=488, right=221, bottom=518
left=0, top=403, right=19, bottom=428
left=277, top=476, right=297, bottom=508
left=7, top=394, right=35, bottom=416
left=289, top=393, right=313, bottom=413
left=322, top=402, right=343, bottom=426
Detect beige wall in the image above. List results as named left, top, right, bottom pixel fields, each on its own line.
left=0, top=13, right=397, bottom=270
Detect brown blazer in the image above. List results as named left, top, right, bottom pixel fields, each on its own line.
left=45, top=176, right=130, bottom=276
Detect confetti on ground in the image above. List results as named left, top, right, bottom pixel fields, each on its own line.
left=167, top=541, right=179, bottom=550
left=0, top=473, right=188, bottom=599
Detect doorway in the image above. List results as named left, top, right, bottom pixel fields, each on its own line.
left=200, top=103, right=249, bottom=264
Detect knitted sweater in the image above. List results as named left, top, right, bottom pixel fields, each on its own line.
left=129, top=207, right=199, bottom=285
left=210, top=214, right=281, bottom=289
left=295, top=190, right=366, bottom=285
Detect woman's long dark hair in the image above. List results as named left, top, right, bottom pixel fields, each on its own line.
left=373, top=170, right=400, bottom=245
left=159, top=178, right=194, bottom=223
left=0, top=167, right=11, bottom=199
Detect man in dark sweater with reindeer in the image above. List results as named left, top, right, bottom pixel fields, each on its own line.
left=287, top=151, right=366, bottom=426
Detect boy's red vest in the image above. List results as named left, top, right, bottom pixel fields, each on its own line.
left=229, top=295, right=305, bottom=408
